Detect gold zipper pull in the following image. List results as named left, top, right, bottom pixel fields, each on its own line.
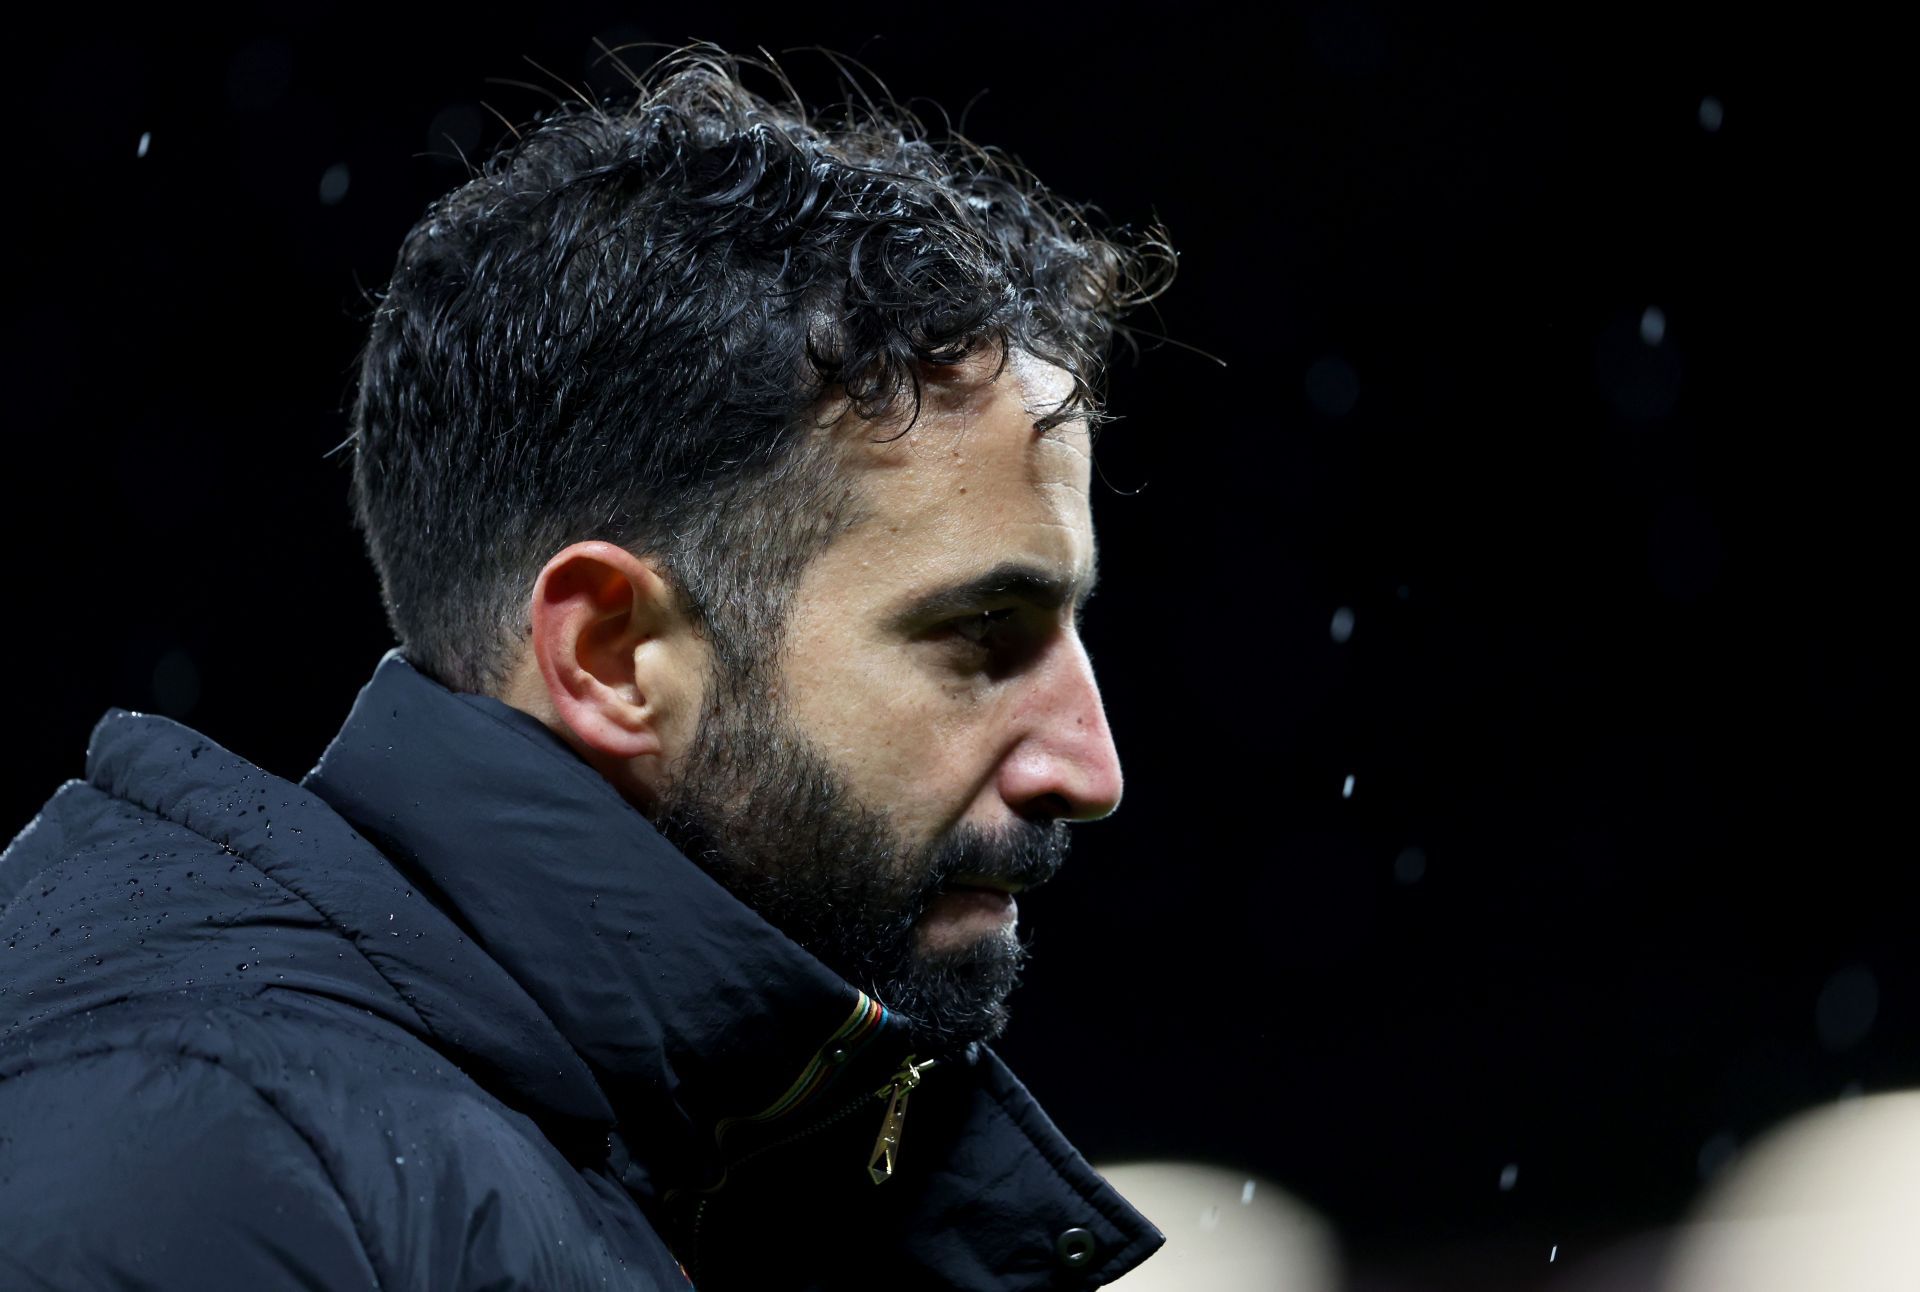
left=867, top=1057, right=930, bottom=1185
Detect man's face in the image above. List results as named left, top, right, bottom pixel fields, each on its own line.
left=657, top=351, right=1122, bottom=1053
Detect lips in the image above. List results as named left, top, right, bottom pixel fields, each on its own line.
left=926, top=885, right=1017, bottom=925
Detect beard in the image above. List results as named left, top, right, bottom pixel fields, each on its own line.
left=653, top=672, right=1068, bottom=1056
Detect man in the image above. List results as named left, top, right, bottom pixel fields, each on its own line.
left=0, top=46, right=1172, bottom=1290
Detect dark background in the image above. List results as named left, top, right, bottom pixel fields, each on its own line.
left=5, top=3, right=1905, bottom=1287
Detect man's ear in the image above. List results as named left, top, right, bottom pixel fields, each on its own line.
left=525, top=541, right=704, bottom=774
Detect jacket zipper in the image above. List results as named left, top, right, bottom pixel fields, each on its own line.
left=685, top=1056, right=937, bottom=1279
left=865, top=1055, right=931, bottom=1184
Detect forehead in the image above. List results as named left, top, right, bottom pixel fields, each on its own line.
left=803, top=352, right=1097, bottom=607
left=842, top=354, right=1092, bottom=535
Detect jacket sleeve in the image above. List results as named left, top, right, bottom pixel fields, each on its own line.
left=0, top=1047, right=384, bottom=1291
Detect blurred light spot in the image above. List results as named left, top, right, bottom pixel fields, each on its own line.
left=1394, top=846, right=1426, bottom=884
left=1550, top=1245, right=1558, bottom=1263
left=1815, top=963, right=1879, bottom=1052
left=1304, top=356, right=1359, bottom=417
left=427, top=103, right=484, bottom=160
left=226, top=38, right=293, bottom=113
left=318, top=162, right=351, bottom=205
left=1330, top=606, right=1355, bottom=643
left=152, top=649, right=201, bottom=718
left=1669, top=1093, right=1920, bottom=1291
left=1699, top=96, right=1725, bottom=132
left=136, top=131, right=151, bottom=158
left=1341, top=774, right=1355, bottom=799
left=1640, top=305, right=1667, bottom=346
left=1097, top=1162, right=1342, bottom=1290
left=1499, top=1162, right=1518, bottom=1191
left=1697, top=1131, right=1738, bottom=1180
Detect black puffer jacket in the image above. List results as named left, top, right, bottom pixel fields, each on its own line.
left=0, top=651, right=1161, bottom=1290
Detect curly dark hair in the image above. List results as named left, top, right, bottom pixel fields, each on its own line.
left=349, top=45, right=1174, bottom=695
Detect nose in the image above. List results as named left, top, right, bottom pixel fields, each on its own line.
left=997, top=631, right=1124, bottom=823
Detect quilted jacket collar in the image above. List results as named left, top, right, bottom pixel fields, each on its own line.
left=302, top=651, right=1162, bottom=1286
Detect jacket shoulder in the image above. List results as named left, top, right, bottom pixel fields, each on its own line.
left=0, top=1021, right=381, bottom=1290
left=0, top=990, right=688, bottom=1291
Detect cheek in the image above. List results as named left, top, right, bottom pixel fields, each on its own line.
left=791, top=657, right=1001, bottom=819
left=816, top=679, right=970, bottom=791
left=781, top=648, right=918, bottom=776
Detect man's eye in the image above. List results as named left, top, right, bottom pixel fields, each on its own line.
left=948, top=608, right=1019, bottom=645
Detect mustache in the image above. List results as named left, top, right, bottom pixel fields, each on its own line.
left=924, top=819, right=1070, bottom=893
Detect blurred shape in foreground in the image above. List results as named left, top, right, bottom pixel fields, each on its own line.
left=1099, top=1161, right=1341, bottom=1290
left=1660, top=1091, right=1920, bottom=1292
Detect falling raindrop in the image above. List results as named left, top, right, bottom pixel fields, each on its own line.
left=136, top=132, right=151, bottom=159
left=1640, top=306, right=1667, bottom=346
left=1699, top=96, right=1724, bottom=133
left=1240, top=1179, right=1255, bottom=1204
left=1330, top=606, right=1355, bottom=643
left=1499, top=1162, right=1518, bottom=1191
left=1595, top=310, right=1683, bottom=419
left=1341, top=774, right=1355, bottom=799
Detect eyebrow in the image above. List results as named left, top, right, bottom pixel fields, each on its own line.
left=891, top=558, right=1100, bottom=628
